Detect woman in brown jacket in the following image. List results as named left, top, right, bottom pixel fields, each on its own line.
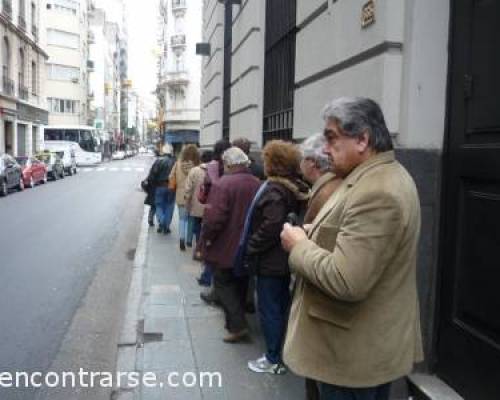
left=169, top=144, right=199, bottom=250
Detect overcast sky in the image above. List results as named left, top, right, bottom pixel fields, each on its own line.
left=125, top=0, right=158, bottom=114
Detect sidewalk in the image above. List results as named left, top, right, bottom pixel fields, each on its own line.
left=135, top=212, right=304, bottom=400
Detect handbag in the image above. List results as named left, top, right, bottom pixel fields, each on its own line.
left=168, top=163, right=177, bottom=190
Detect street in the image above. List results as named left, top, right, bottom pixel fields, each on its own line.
left=0, top=155, right=152, bottom=400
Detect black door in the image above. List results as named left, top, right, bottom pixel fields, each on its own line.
left=262, top=0, right=296, bottom=144
left=437, top=1, right=500, bottom=399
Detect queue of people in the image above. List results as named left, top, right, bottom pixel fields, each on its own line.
left=143, top=97, right=423, bottom=400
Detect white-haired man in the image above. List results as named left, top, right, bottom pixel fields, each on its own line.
left=281, top=97, right=423, bottom=399
left=202, top=147, right=261, bottom=342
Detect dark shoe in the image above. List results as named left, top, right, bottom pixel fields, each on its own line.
left=164, top=228, right=171, bottom=234
left=245, top=303, right=256, bottom=314
left=223, top=329, right=249, bottom=343
left=157, top=226, right=163, bottom=234
left=200, top=290, right=219, bottom=306
left=186, top=242, right=193, bottom=248
left=180, top=239, right=186, bottom=251
left=148, top=220, right=155, bottom=227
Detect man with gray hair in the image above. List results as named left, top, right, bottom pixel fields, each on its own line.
left=281, top=97, right=423, bottom=399
left=300, top=133, right=342, bottom=224
left=202, top=147, right=261, bottom=343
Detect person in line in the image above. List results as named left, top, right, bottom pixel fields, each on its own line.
left=281, top=97, right=423, bottom=400
left=184, top=150, right=213, bottom=258
left=244, top=140, right=309, bottom=374
left=299, top=133, right=343, bottom=399
left=300, top=133, right=343, bottom=225
left=202, top=147, right=261, bottom=343
left=232, top=137, right=265, bottom=180
left=197, top=139, right=231, bottom=291
left=169, top=144, right=199, bottom=251
left=152, top=144, right=176, bottom=234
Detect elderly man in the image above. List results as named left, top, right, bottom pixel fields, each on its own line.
left=300, top=133, right=342, bottom=224
left=202, top=147, right=261, bottom=343
left=281, top=97, right=423, bottom=399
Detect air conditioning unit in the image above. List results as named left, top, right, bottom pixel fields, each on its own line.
left=71, top=77, right=79, bottom=83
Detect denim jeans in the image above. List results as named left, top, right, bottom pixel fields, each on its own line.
left=199, top=262, right=213, bottom=286
left=178, top=206, right=189, bottom=241
left=155, top=187, right=175, bottom=230
left=319, top=382, right=391, bottom=400
left=256, top=275, right=291, bottom=364
left=187, top=216, right=202, bottom=245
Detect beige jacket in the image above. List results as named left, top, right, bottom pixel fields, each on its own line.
left=184, top=164, right=206, bottom=218
left=170, top=160, right=193, bottom=206
left=284, top=151, right=423, bottom=388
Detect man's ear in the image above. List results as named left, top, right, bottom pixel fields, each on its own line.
left=356, top=130, right=370, bottom=153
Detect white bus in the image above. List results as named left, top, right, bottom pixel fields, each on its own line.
left=43, top=125, right=102, bottom=166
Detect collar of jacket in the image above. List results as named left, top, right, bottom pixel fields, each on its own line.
left=343, top=150, right=395, bottom=188
left=311, top=172, right=336, bottom=196
left=267, top=176, right=310, bottom=201
left=227, top=166, right=251, bottom=175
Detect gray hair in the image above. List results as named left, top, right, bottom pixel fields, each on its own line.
left=322, top=97, right=393, bottom=152
left=300, top=133, right=332, bottom=173
left=222, top=147, right=250, bottom=167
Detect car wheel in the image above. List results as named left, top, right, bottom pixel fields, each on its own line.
left=0, top=180, right=7, bottom=197
left=18, top=177, right=25, bottom=191
left=29, top=176, right=35, bottom=188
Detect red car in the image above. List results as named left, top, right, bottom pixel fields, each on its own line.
left=16, top=156, right=48, bottom=188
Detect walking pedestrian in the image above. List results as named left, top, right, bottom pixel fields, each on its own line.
left=244, top=140, right=309, bottom=374
left=142, top=149, right=161, bottom=226
left=281, top=97, right=423, bottom=400
left=169, top=144, right=198, bottom=251
left=201, top=147, right=261, bottom=343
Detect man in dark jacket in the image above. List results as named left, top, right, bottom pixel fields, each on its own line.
left=150, top=144, right=176, bottom=233
left=202, top=147, right=260, bottom=343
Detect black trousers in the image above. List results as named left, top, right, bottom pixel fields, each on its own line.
left=213, top=268, right=248, bottom=333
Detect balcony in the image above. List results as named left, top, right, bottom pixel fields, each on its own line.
left=2, top=0, right=11, bottom=18
left=172, top=0, right=186, bottom=16
left=87, top=60, right=95, bottom=72
left=18, top=15, right=26, bottom=31
left=2, top=76, right=14, bottom=96
left=164, top=70, right=189, bottom=88
left=171, top=34, right=186, bottom=49
left=18, top=83, right=28, bottom=100
left=31, top=25, right=38, bottom=42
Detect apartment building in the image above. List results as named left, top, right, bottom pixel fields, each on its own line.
left=157, top=0, right=202, bottom=149
left=0, top=0, right=48, bottom=156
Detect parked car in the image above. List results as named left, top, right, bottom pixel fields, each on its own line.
left=36, top=151, right=65, bottom=180
left=43, top=142, right=78, bottom=176
left=16, top=156, right=48, bottom=188
left=0, top=154, right=24, bottom=196
left=112, top=151, right=126, bottom=160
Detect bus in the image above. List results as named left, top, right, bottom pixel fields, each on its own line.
left=43, top=125, right=102, bottom=166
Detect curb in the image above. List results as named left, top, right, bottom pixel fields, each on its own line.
left=112, top=206, right=150, bottom=400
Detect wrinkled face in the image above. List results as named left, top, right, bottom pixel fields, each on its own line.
left=300, top=158, right=317, bottom=184
left=323, top=119, right=368, bottom=178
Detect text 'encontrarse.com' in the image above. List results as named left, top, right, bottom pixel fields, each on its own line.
left=0, top=370, right=223, bottom=389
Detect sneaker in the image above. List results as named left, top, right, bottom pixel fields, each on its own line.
left=248, top=355, right=287, bottom=375
left=180, top=239, right=186, bottom=251
left=223, top=329, right=249, bottom=343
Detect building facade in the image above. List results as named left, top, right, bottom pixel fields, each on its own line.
left=43, top=0, right=92, bottom=126
left=199, top=1, right=500, bottom=398
left=157, top=0, right=201, bottom=148
left=0, top=0, right=48, bottom=157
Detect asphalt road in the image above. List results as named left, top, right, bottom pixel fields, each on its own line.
left=0, top=154, right=152, bottom=399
